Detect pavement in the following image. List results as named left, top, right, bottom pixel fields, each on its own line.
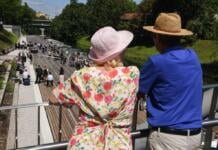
left=5, top=36, right=53, bottom=149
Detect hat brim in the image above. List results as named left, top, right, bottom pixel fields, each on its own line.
left=89, top=30, right=133, bottom=63
left=143, top=26, right=193, bottom=36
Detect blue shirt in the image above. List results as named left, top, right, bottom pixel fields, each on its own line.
left=139, top=46, right=203, bottom=129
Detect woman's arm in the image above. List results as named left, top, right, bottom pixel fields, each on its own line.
left=48, top=92, right=59, bottom=105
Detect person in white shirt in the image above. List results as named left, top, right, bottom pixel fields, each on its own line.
left=47, top=72, right=54, bottom=86
left=22, top=69, right=30, bottom=85
left=22, top=69, right=28, bottom=79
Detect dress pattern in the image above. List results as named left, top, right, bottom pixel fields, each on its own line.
left=53, top=66, right=139, bottom=150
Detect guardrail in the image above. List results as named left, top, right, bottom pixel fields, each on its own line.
left=1, top=84, right=218, bottom=150
left=15, top=119, right=218, bottom=150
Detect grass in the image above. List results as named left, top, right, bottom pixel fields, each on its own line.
left=0, top=28, right=18, bottom=52
left=76, top=36, right=218, bottom=66
left=76, top=36, right=218, bottom=84
left=191, top=40, right=218, bottom=64
left=76, top=36, right=90, bottom=51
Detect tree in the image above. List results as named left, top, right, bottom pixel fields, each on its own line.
left=50, top=3, right=89, bottom=45
left=50, top=0, right=137, bottom=45
left=0, top=0, right=35, bottom=26
left=87, top=0, right=137, bottom=33
left=138, top=0, right=218, bottom=40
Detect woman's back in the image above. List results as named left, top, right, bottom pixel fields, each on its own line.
left=72, top=66, right=139, bottom=119
left=53, top=66, right=139, bottom=149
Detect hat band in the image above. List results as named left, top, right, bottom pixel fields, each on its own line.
left=154, top=26, right=181, bottom=33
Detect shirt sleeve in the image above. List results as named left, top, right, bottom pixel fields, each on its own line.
left=139, top=58, right=159, bottom=95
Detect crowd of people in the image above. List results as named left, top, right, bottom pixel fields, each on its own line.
left=48, top=12, right=207, bottom=150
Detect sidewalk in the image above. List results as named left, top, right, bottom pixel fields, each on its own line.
left=6, top=36, right=53, bottom=149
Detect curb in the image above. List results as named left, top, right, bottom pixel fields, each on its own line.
left=0, top=64, right=12, bottom=104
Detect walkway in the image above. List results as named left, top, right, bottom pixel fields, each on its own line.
left=6, top=36, right=53, bottom=149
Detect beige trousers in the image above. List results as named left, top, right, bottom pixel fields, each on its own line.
left=146, top=131, right=201, bottom=150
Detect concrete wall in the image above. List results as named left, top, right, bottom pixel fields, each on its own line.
left=3, top=25, right=21, bottom=37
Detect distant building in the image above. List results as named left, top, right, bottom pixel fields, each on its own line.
left=36, top=12, right=49, bottom=20
left=120, top=12, right=143, bottom=21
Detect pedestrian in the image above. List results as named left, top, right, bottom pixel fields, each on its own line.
left=43, top=66, right=48, bottom=81
left=22, top=69, right=30, bottom=85
left=35, top=65, right=42, bottom=84
left=47, top=72, right=54, bottom=87
left=139, top=13, right=203, bottom=150
left=21, top=53, right=26, bottom=66
left=59, top=66, right=64, bottom=84
left=29, top=53, right=32, bottom=64
left=60, top=52, right=64, bottom=64
left=49, top=26, right=139, bottom=149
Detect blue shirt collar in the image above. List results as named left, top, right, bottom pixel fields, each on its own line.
left=163, top=46, right=184, bottom=53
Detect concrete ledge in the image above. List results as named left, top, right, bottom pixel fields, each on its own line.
left=0, top=64, right=12, bottom=104
left=6, top=83, right=19, bottom=150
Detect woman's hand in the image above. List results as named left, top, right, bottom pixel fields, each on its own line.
left=48, top=93, right=59, bottom=105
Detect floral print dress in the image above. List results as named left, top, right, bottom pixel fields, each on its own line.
left=53, top=66, right=139, bottom=150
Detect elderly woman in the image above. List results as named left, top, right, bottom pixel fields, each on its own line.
left=50, top=26, right=139, bottom=149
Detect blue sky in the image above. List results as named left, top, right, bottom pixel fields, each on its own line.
left=23, top=0, right=142, bottom=18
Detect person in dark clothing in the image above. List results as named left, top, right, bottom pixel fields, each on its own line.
left=43, top=66, right=48, bottom=81
left=35, top=65, right=43, bottom=84
left=60, top=52, right=64, bottom=64
left=21, top=53, right=26, bottom=66
left=29, top=54, right=32, bottom=63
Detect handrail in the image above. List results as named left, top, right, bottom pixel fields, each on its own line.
left=0, top=102, right=49, bottom=111
left=203, top=84, right=218, bottom=89
left=16, top=129, right=150, bottom=150
left=16, top=119, right=218, bottom=150
left=2, top=83, right=218, bottom=149
left=202, top=119, right=218, bottom=128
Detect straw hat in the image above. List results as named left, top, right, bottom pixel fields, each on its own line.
left=88, top=26, right=133, bottom=63
left=143, top=13, right=193, bottom=36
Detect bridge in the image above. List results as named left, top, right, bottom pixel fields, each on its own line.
left=29, top=19, right=51, bottom=36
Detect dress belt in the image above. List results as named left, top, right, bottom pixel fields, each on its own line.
left=151, top=127, right=201, bottom=136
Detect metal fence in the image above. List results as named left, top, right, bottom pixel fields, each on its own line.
left=1, top=84, right=218, bottom=150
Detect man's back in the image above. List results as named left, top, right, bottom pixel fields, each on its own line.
left=140, top=47, right=203, bottom=129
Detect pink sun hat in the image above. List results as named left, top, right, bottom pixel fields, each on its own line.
left=88, top=26, right=134, bottom=63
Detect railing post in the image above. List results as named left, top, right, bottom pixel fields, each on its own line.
left=38, top=106, right=41, bottom=145
left=15, top=108, right=18, bottom=149
left=204, top=87, right=218, bottom=150
left=58, top=105, right=63, bottom=142
left=131, top=99, right=139, bottom=150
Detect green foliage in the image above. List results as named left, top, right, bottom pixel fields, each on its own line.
left=0, top=1, right=35, bottom=26
left=50, top=3, right=89, bottom=44
left=5, top=81, right=14, bottom=93
left=148, top=0, right=204, bottom=26
left=137, top=0, right=218, bottom=41
left=87, top=0, right=137, bottom=32
left=0, top=28, right=18, bottom=52
left=50, top=0, right=137, bottom=45
left=76, top=36, right=90, bottom=50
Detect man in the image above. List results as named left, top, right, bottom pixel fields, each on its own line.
left=139, top=13, right=203, bottom=150
left=47, top=72, right=54, bottom=87
left=35, top=65, right=42, bottom=84
left=22, top=69, right=30, bottom=85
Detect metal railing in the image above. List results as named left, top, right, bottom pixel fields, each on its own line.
left=0, top=102, right=49, bottom=149
left=1, top=84, right=218, bottom=150
left=14, top=119, right=218, bottom=150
